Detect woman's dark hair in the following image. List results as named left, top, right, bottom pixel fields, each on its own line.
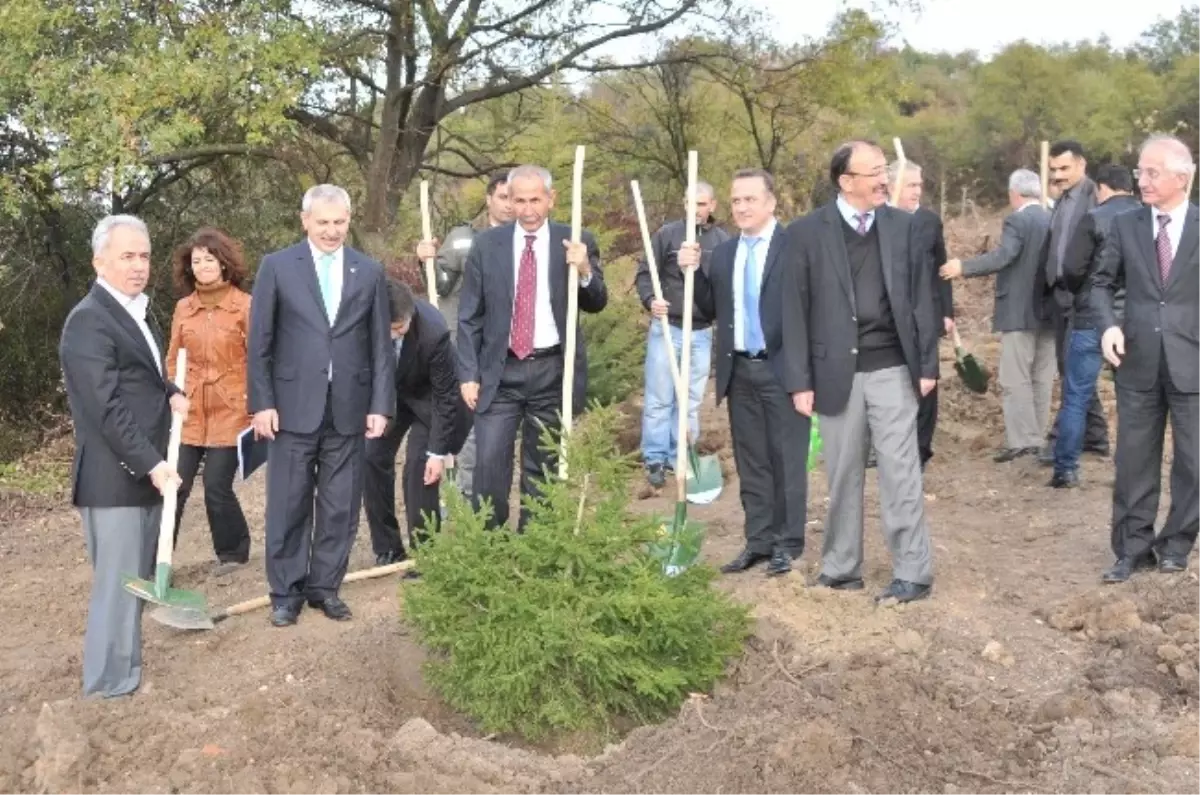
left=172, top=227, right=248, bottom=295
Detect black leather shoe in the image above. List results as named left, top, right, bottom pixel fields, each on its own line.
left=816, top=573, right=864, bottom=590
left=1048, top=470, right=1080, bottom=489
left=995, top=447, right=1038, bottom=463
left=375, top=549, right=407, bottom=567
left=1102, top=555, right=1155, bottom=583
left=720, top=548, right=771, bottom=574
left=1159, top=556, right=1188, bottom=573
left=646, top=463, right=666, bottom=488
left=269, top=604, right=300, bottom=627
left=307, top=595, right=352, bottom=621
left=875, top=579, right=931, bottom=603
left=765, top=549, right=793, bottom=577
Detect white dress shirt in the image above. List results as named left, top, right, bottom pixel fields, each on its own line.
left=510, top=221, right=558, bottom=349
left=732, top=217, right=778, bottom=352
left=97, top=277, right=162, bottom=375
left=836, top=195, right=876, bottom=233
left=1151, top=198, right=1188, bottom=260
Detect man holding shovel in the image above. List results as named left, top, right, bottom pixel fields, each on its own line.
left=635, top=182, right=730, bottom=488
left=59, top=214, right=189, bottom=697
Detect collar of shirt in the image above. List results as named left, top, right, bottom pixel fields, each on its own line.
left=1017, top=200, right=1042, bottom=212
left=308, top=241, right=344, bottom=266
left=514, top=220, right=549, bottom=246
left=97, top=276, right=149, bottom=321
left=740, top=217, right=778, bottom=247
left=836, top=195, right=874, bottom=228
left=1154, top=197, right=1189, bottom=229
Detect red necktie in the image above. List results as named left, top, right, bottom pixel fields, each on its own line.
left=510, top=234, right=537, bottom=358
left=1156, top=214, right=1172, bottom=285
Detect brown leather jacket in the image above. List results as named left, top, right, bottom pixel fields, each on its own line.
left=166, top=284, right=252, bottom=447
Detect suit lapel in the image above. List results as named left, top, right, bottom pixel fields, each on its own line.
left=549, top=224, right=567, bottom=336
left=821, top=203, right=855, bottom=304
left=759, top=225, right=784, bottom=285
left=716, top=243, right=735, bottom=336
left=91, top=284, right=163, bottom=380
left=499, top=225, right=516, bottom=327
left=1168, top=205, right=1199, bottom=289
left=875, top=206, right=896, bottom=300
left=336, top=248, right=360, bottom=328
left=295, top=244, right=331, bottom=326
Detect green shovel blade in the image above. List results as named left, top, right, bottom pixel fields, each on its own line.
left=122, top=565, right=209, bottom=613
left=648, top=504, right=707, bottom=577
left=955, top=350, right=990, bottom=394
left=685, top=448, right=722, bottom=505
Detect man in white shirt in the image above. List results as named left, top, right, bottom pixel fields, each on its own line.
left=456, top=165, right=608, bottom=531
left=1092, top=134, right=1199, bottom=582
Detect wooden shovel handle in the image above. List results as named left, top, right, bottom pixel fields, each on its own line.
left=559, top=145, right=585, bottom=481
left=420, top=181, right=438, bottom=309
left=676, top=151, right=699, bottom=503
left=216, top=561, right=416, bottom=621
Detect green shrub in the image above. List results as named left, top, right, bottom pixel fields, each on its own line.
left=402, top=405, right=751, bottom=741
left=581, top=255, right=647, bottom=406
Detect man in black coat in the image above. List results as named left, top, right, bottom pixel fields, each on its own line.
left=59, top=214, right=188, bottom=698
left=364, top=280, right=472, bottom=564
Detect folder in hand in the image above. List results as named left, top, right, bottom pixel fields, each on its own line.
left=237, top=426, right=269, bottom=481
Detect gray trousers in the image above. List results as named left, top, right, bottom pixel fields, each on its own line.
left=999, top=329, right=1056, bottom=449
left=819, top=366, right=933, bottom=584
left=79, top=505, right=161, bottom=698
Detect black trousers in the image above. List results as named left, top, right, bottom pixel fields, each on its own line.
left=174, top=444, right=251, bottom=563
left=1049, top=307, right=1108, bottom=446
left=917, top=384, right=937, bottom=466
left=363, top=409, right=441, bottom=556
left=727, top=356, right=809, bottom=556
left=472, top=352, right=563, bottom=532
left=1111, top=356, right=1199, bottom=561
left=264, top=391, right=364, bottom=608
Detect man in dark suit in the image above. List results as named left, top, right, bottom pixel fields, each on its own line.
left=364, top=280, right=471, bottom=564
left=59, top=214, right=188, bottom=697
left=679, top=168, right=809, bottom=577
left=248, top=184, right=395, bottom=627
left=942, top=170, right=1054, bottom=462
left=1040, top=139, right=1108, bottom=464
left=891, top=159, right=953, bottom=469
left=1048, top=165, right=1141, bottom=488
left=1093, top=135, right=1198, bottom=582
left=457, top=164, right=607, bottom=531
left=777, top=140, right=938, bottom=603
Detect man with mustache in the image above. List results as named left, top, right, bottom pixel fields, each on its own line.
left=248, top=184, right=395, bottom=627
left=775, top=140, right=939, bottom=602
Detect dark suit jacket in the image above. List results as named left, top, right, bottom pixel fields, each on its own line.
left=912, top=206, right=953, bottom=331
left=1091, top=203, right=1199, bottom=393
left=774, top=202, right=938, bottom=417
left=59, top=283, right=179, bottom=507
left=247, top=242, right=395, bottom=435
left=694, top=223, right=788, bottom=404
left=1062, top=194, right=1141, bottom=328
left=456, top=221, right=607, bottom=414
left=961, top=204, right=1052, bottom=333
left=395, top=299, right=472, bottom=456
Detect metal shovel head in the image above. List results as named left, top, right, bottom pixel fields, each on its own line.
left=685, top=449, right=722, bottom=505
left=955, top=352, right=990, bottom=394
left=122, top=573, right=210, bottom=613
left=651, top=503, right=707, bottom=577
left=149, top=604, right=217, bottom=631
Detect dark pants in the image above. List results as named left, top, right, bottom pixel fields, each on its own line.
left=917, top=384, right=937, bottom=467
left=1111, top=355, right=1199, bottom=561
left=472, top=352, right=563, bottom=532
left=1049, top=310, right=1108, bottom=447
left=174, top=444, right=251, bottom=563
left=727, top=356, right=809, bottom=556
left=264, top=392, right=364, bottom=608
left=1053, top=328, right=1105, bottom=475
left=364, top=410, right=440, bottom=555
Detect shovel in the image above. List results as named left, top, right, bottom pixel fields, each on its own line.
left=559, top=145, right=585, bottom=481
left=420, top=180, right=439, bottom=310
left=950, top=325, right=990, bottom=394
left=123, top=349, right=211, bottom=626
left=629, top=180, right=722, bottom=506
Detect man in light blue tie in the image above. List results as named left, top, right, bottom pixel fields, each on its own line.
left=248, top=184, right=395, bottom=628
left=680, top=168, right=811, bottom=578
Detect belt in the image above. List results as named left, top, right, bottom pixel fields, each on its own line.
left=734, top=350, right=767, bottom=361
left=508, top=344, right=563, bottom=360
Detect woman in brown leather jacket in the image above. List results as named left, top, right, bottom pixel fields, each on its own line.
left=166, top=228, right=253, bottom=575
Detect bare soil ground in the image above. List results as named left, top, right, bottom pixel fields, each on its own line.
left=1, top=215, right=1196, bottom=794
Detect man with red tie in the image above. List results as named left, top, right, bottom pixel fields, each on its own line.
left=456, top=165, right=608, bottom=531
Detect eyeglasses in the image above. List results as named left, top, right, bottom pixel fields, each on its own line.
left=846, top=169, right=887, bottom=179
left=1133, top=168, right=1164, bottom=181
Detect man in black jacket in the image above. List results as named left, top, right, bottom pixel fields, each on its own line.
left=1048, top=165, right=1140, bottom=488
left=364, top=280, right=472, bottom=563
left=634, top=182, right=731, bottom=487
left=59, top=214, right=188, bottom=698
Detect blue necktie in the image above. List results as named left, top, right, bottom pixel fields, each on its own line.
left=317, top=252, right=336, bottom=320
left=743, top=236, right=763, bottom=352
left=394, top=337, right=404, bottom=364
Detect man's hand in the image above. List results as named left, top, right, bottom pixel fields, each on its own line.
left=424, top=456, right=445, bottom=486
left=676, top=242, right=701, bottom=271
left=791, top=390, right=814, bottom=417
left=650, top=298, right=670, bottom=318
left=168, top=393, right=190, bottom=419
left=365, top=414, right=388, bottom=439
left=564, top=240, right=591, bottom=279
left=939, top=259, right=963, bottom=280
left=943, top=317, right=955, bottom=335
left=149, top=461, right=181, bottom=495
left=461, top=381, right=480, bottom=410
left=417, top=238, right=438, bottom=261
left=1102, top=326, right=1125, bottom=368
left=252, top=409, right=278, bottom=440
left=920, top=378, right=937, bottom=397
